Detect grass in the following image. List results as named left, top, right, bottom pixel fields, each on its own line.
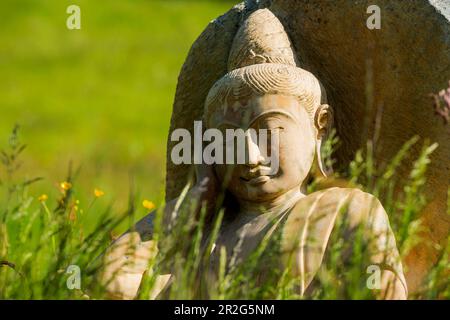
left=0, top=126, right=448, bottom=299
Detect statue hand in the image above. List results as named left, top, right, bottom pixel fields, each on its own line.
left=100, top=232, right=157, bottom=299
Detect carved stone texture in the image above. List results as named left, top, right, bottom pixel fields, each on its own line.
left=166, top=0, right=450, bottom=294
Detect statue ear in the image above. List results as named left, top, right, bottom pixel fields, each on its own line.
left=314, top=104, right=333, bottom=139
left=313, top=104, right=334, bottom=178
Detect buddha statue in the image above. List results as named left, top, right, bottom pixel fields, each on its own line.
left=99, top=9, right=407, bottom=300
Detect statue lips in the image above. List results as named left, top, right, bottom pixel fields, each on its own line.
left=247, top=175, right=270, bottom=185
left=241, top=166, right=272, bottom=186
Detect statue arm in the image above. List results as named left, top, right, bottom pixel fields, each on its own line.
left=99, top=167, right=218, bottom=300
left=99, top=231, right=168, bottom=300
left=99, top=193, right=187, bottom=300
left=346, top=190, right=408, bottom=300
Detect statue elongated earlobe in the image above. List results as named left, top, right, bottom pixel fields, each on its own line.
left=314, top=104, right=334, bottom=178
left=314, top=142, right=330, bottom=178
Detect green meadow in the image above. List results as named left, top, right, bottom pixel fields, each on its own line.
left=0, top=0, right=234, bottom=223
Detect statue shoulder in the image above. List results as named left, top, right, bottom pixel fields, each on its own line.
left=298, top=187, right=387, bottom=226
left=284, top=187, right=390, bottom=256
left=326, top=187, right=387, bottom=229
left=307, top=186, right=380, bottom=202
left=290, top=187, right=382, bottom=217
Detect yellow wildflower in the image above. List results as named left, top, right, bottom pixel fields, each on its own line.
left=142, top=200, right=155, bottom=211
left=60, top=181, right=72, bottom=191
left=94, top=188, right=105, bottom=198
left=38, top=194, right=48, bottom=202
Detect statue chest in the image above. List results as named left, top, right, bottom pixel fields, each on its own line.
left=207, top=209, right=289, bottom=280
left=206, top=188, right=353, bottom=295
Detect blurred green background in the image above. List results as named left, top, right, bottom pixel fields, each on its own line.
left=0, top=0, right=235, bottom=214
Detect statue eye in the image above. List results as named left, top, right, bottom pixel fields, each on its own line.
left=271, top=126, right=285, bottom=132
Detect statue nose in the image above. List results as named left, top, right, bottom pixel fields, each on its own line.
left=245, top=131, right=265, bottom=167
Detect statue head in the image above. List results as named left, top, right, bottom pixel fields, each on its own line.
left=203, top=9, right=333, bottom=203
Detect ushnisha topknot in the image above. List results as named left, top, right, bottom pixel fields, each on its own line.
left=227, top=8, right=300, bottom=70
left=204, top=8, right=327, bottom=128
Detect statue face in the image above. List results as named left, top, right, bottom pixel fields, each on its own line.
left=212, top=94, right=316, bottom=202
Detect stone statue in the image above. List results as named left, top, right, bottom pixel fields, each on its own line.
left=100, top=8, right=407, bottom=300
left=165, top=0, right=450, bottom=295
